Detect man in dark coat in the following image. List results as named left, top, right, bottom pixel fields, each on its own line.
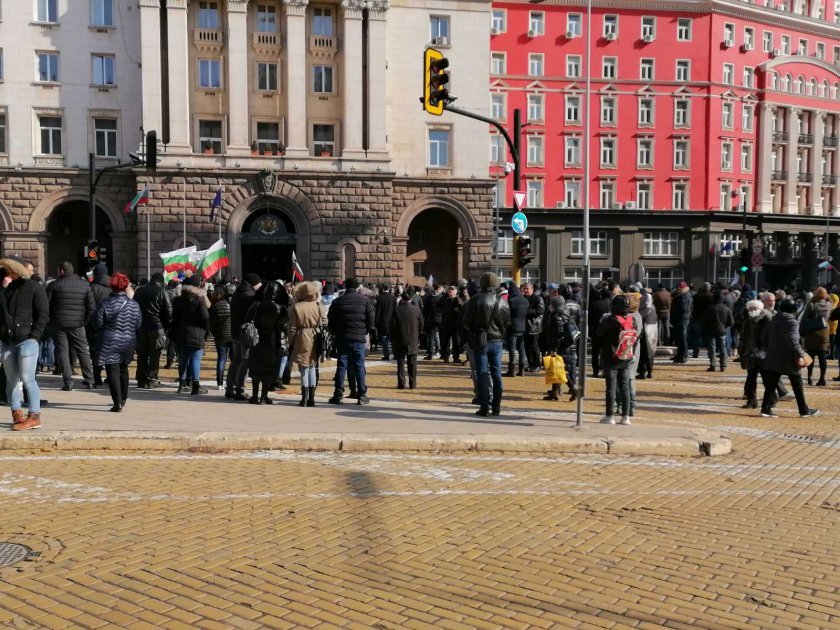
left=85, top=263, right=112, bottom=386
left=704, top=291, right=734, bottom=372
left=505, top=284, right=529, bottom=377
left=225, top=273, right=261, bottom=400
left=439, top=285, right=462, bottom=364
left=689, top=282, right=713, bottom=358
left=328, top=278, right=375, bottom=405
left=522, top=283, right=545, bottom=372
left=423, top=284, right=443, bottom=359
left=390, top=288, right=423, bottom=389
left=670, top=282, right=693, bottom=363
left=653, top=283, right=672, bottom=345
left=47, top=262, right=95, bottom=390
left=588, top=288, right=611, bottom=377
left=375, top=284, right=397, bottom=361
left=132, top=272, right=172, bottom=389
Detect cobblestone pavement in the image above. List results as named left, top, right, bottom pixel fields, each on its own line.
left=0, top=358, right=838, bottom=628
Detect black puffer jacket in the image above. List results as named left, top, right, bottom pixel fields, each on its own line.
left=246, top=300, right=286, bottom=377
left=507, top=286, right=529, bottom=335
left=375, top=292, right=397, bottom=334
left=133, top=279, right=172, bottom=330
left=209, top=297, right=233, bottom=343
left=547, top=297, right=578, bottom=357
left=170, top=286, right=209, bottom=349
left=90, top=264, right=111, bottom=305
left=230, top=282, right=258, bottom=337
left=48, top=273, right=95, bottom=329
left=0, top=274, right=50, bottom=343
left=328, top=288, right=375, bottom=343
left=461, top=290, right=511, bottom=342
left=526, top=294, right=545, bottom=335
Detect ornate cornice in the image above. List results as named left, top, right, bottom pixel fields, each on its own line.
left=341, top=0, right=365, bottom=19
left=227, top=0, right=247, bottom=13
left=283, top=0, right=309, bottom=17
left=138, top=0, right=161, bottom=8
left=760, top=54, right=840, bottom=81
left=166, top=0, right=188, bottom=10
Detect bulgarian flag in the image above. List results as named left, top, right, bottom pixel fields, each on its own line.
left=292, top=250, right=304, bottom=282
left=124, top=186, right=150, bottom=215
left=159, top=245, right=196, bottom=275
left=199, top=239, right=230, bottom=279
left=188, top=248, right=207, bottom=274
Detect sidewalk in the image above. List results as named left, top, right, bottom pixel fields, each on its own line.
left=0, top=373, right=730, bottom=456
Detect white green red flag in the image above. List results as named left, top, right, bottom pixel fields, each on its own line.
left=292, top=250, right=304, bottom=282
left=159, top=245, right=196, bottom=277
left=188, top=248, right=207, bottom=274
left=199, top=239, right=230, bottom=279
left=124, top=186, right=150, bottom=215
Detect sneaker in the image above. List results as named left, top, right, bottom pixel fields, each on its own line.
left=800, top=408, right=820, bottom=418
left=760, top=410, right=779, bottom=418
left=780, top=392, right=795, bottom=400
left=328, top=396, right=343, bottom=405
left=600, top=415, right=615, bottom=425
left=357, top=396, right=370, bottom=405
left=620, top=416, right=631, bottom=425
left=12, top=414, right=41, bottom=431
left=217, top=385, right=224, bottom=391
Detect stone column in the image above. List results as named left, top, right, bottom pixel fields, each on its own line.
left=756, top=103, right=773, bottom=213
left=340, top=0, right=365, bottom=159
left=366, top=1, right=389, bottom=160
left=284, top=0, right=310, bottom=158
left=139, top=0, right=163, bottom=138
left=166, top=0, right=192, bottom=151
left=784, top=107, right=799, bottom=214
left=809, top=112, right=824, bottom=215
left=226, top=0, right=250, bottom=155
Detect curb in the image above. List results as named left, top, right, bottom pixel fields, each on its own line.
left=0, top=431, right=732, bottom=456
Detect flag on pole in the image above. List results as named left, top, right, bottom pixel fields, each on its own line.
left=427, top=275, right=434, bottom=287
left=198, top=239, right=230, bottom=279
left=721, top=241, right=733, bottom=253
left=709, top=244, right=716, bottom=255
left=159, top=245, right=196, bottom=275
left=818, top=260, right=833, bottom=270
left=124, top=186, right=150, bottom=215
left=209, top=189, right=222, bottom=222
left=291, top=250, right=304, bottom=282
left=187, top=248, right=207, bottom=274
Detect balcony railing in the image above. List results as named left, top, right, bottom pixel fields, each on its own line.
left=194, top=29, right=224, bottom=45
left=824, top=136, right=838, bottom=148
left=798, top=133, right=814, bottom=144
left=823, top=174, right=838, bottom=185
left=309, top=34, right=338, bottom=57
left=797, top=172, right=813, bottom=183
left=771, top=170, right=788, bottom=180
left=253, top=32, right=280, bottom=47
left=772, top=131, right=789, bottom=142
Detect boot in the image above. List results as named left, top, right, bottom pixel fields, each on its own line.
left=516, top=366, right=524, bottom=377
left=307, top=387, right=316, bottom=407
left=177, top=380, right=189, bottom=393
left=568, top=387, right=578, bottom=402
left=261, top=392, right=274, bottom=405
left=742, top=399, right=758, bottom=409
left=816, top=378, right=826, bottom=387
left=542, top=384, right=560, bottom=401
left=505, top=366, right=515, bottom=377
left=707, top=365, right=715, bottom=372
left=11, top=409, right=26, bottom=426
left=719, top=359, right=726, bottom=372
left=299, top=387, right=308, bottom=407
left=328, top=392, right=343, bottom=405
left=191, top=381, right=208, bottom=395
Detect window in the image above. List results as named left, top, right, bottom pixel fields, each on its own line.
left=489, top=134, right=504, bottom=164
left=741, top=143, right=752, bottom=171
left=198, top=1, right=220, bottom=29
left=256, top=5, right=277, bottom=32
left=94, top=118, right=118, bottom=157
left=490, top=53, right=506, bottom=75
left=644, top=232, right=679, bottom=256
left=92, top=54, right=116, bottom=86
left=599, top=181, right=616, bottom=208
left=641, top=17, right=656, bottom=39
left=428, top=128, right=449, bottom=166
left=527, top=94, right=544, bottom=122
left=674, top=139, right=689, bottom=168
left=91, top=0, right=115, bottom=27
left=314, top=123, right=337, bottom=157
left=37, top=52, right=60, bottom=82
left=490, top=93, right=505, bottom=119
left=565, top=181, right=580, bottom=207
left=39, top=115, right=62, bottom=155
left=637, top=182, right=652, bottom=209
left=674, top=99, right=690, bottom=127
left=493, top=179, right=506, bottom=208
left=637, top=138, right=653, bottom=167
left=638, top=99, right=654, bottom=126
left=600, top=137, right=616, bottom=167
left=198, top=59, right=221, bottom=88
left=603, top=15, right=618, bottom=37
left=0, top=112, right=5, bottom=154
left=565, top=95, right=581, bottom=123
left=529, top=11, right=544, bottom=35
left=312, top=65, right=334, bottom=93
left=257, top=62, right=278, bottom=91
left=722, top=101, right=733, bottom=129
left=744, top=27, right=755, bottom=49
left=491, top=9, right=505, bottom=32
left=566, top=55, right=581, bottom=78
left=676, top=60, right=690, bottom=82
left=723, top=63, right=734, bottom=85
left=743, top=67, right=754, bottom=89
left=781, top=35, right=791, bottom=55
left=37, top=0, right=57, bottom=23
left=255, top=122, right=281, bottom=152
left=528, top=54, right=543, bottom=76
left=817, top=42, right=825, bottom=60
left=640, top=59, right=654, bottom=81
left=798, top=39, right=807, bottom=55
left=527, top=180, right=543, bottom=207
left=724, top=23, right=735, bottom=44
left=763, top=31, right=773, bottom=52
left=672, top=182, right=688, bottom=209
left=719, top=233, right=742, bottom=257
left=677, top=18, right=692, bottom=41
left=199, top=120, right=223, bottom=153
left=495, top=230, right=514, bottom=256
left=601, top=97, right=616, bottom=125
left=430, top=15, right=449, bottom=42
left=647, top=268, right=683, bottom=288
left=721, top=142, right=733, bottom=169
left=527, top=135, right=544, bottom=166
left=742, top=104, right=753, bottom=131
left=602, top=57, right=617, bottom=79
left=567, top=14, right=582, bottom=36
left=565, top=136, right=581, bottom=166
left=571, top=231, right=608, bottom=256
left=314, top=7, right=335, bottom=36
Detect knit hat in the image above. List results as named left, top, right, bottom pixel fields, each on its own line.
left=185, top=275, right=201, bottom=287
left=244, top=273, right=261, bottom=286
left=479, top=272, right=499, bottom=290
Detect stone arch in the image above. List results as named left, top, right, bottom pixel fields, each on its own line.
left=28, top=187, right=127, bottom=233
left=335, top=237, right=360, bottom=280
left=395, top=195, right=479, bottom=241
left=0, top=200, right=14, bottom=232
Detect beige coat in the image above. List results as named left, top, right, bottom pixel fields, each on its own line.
left=289, top=282, right=327, bottom=367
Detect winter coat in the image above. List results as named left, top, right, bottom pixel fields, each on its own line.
left=639, top=304, right=659, bottom=359
left=506, top=286, right=529, bottom=335
left=423, top=292, right=444, bottom=325
left=375, top=292, right=397, bottom=334
left=737, top=308, right=772, bottom=370
left=802, top=298, right=832, bottom=352
left=525, top=294, right=545, bottom=335
left=547, top=308, right=578, bottom=357
left=595, top=313, right=640, bottom=367
left=209, top=298, right=233, bottom=343
left=47, top=273, right=95, bottom=329
left=0, top=258, right=49, bottom=343
left=653, top=289, right=672, bottom=315
left=390, top=299, right=423, bottom=355
left=327, top=288, right=375, bottom=343
left=91, top=292, right=142, bottom=365
left=90, top=278, right=112, bottom=305
left=289, top=282, right=327, bottom=367
left=691, top=290, right=712, bottom=322
left=460, top=289, right=511, bottom=342
left=671, top=289, right=692, bottom=321
left=246, top=300, right=286, bottom=378
left=704, top=303, right=734, bottom=336
left=761, top=312, right=805, bottom=375
left=829, top=293, right=839, bottom=336
left=133, top=280, right=172, bottom=331
left=588, top=295, right=611, bottom=337
left=440, top=296, right=462, bottom=333
left=170, top=285, right=210, bottom=350
left=229, top=282, right=258, bottom=339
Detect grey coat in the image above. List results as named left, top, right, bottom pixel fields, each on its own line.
left=761, top=312, right=805, bottom=375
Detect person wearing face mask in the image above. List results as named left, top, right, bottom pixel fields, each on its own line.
left=737, top=297, right=772, bottom=409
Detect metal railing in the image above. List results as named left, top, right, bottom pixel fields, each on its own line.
left=771, top=170, right=788, bottom=180
left=772, top=131, right=789, bottom=142
left=797, top=172, right=813, bottom=183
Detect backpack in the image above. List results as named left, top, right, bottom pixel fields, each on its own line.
left=240, top=306, right=260, bottom=348
left=614, top=315, right=638, bottom=361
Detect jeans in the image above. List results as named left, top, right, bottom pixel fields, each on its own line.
left=379, top=333, right=392, bottom=359
left=526, top=333, right=541, bottom=369
left=300, top=366, right=317, bottom=388
left=136, top=328, right=166, bottom=386
left=604, top=361, right=631, bottom=417
left=762, top=371, right=809, bottom=415
left=54, top=326, right=94, bottom=386
left=563, top=354, right=578, bottom=392
left=39, top=337, right=55, bottom=370
left=426, top=325, right=440, bottom=356
left=335, top=339, right=367, bottom=397
left=507, top=332, right=526, bottom=373
left=395, top=352, right=417, bottom=389
left=105, top=361, right=129, bottom=406
left=474, top=340, right=503, bottom=412
left=215, top=341, right=233, bottom=386
left=178, top=347, right=203, bottom=383
left=2, top=339, right=41, bottom=414
left=673, top=320, right=689, bottom=361
left=276, top=354, right=288, bottom=383
left=708, top=333, right=728, bottom=367
left=657, top=313, right=670, bottom=346
left=226, top=341, right=249, bottom=392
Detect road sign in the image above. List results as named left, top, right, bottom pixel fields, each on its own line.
left=511, top=211, right=528, bottom=234
left=752, top=235, right=764, bottom=253
left=628, top=262, right=646, bottom=285
left=751, top=252, right=764, bottom=267
left=752, top=266, right=763, bottom=273
left=513, top=191, right=526, bottom=212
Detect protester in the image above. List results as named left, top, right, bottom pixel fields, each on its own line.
left=170, top=275, right=210, bottom=395
left=225, top=273, right=261, bottom=400
left=737, top=299, right=772, bottom=409
left=653, top=283, right=671, bottom=345
left=288, top=281, right=327, bottom=407
left=245, top=281, right=287, bottom=405
left=209, top=284, right=233, bottom=390
left=375, top=283, right=397, bottom=361
left=391, top=287, right=423, bottom=390
left=522, top=283, right=544, bottom=372
left=91, top=273, right=142, bottom=412
left=439, top=285, right=462, bottom=364
left=705, top=290, right=734, bottom=372
left=505, top=284, right=528, bottom=377
left=626, top=292, right=644, bottom=416
left=589, top=288, right=611, bottom=377
left=545, top=295, right=579, bottom=401
left=670, top=282, right=692, bottom=363
left=132, top=272, right=172, bottom=389
left=47, top=261, right=96, bottom=391
left=637, top=291, right=659, bottom=380
left=328, top=278, right=375, bottom=405
left=595, top=295, right=639, bottom=425
left=423, top=284, right=443, bottom=360
left=87, top=263, right=112, bottom=386
left=801, top=287, right=832, bottom=386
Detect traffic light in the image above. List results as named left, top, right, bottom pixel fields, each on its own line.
left=145, top=130, right=157, bottom=172
left=86, top=240, right=100, bottom=266
left=423, top=47, right=450, bottom=116
left=738, top=246, right=750, bottom=274
left=518, top=235, right=533, bottom=267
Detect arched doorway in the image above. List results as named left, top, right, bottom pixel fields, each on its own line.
left=240, top=207, right=297, bottom=281
left=405, top=208, right=459, bottom=285
left=46, top=202, right=113, bottom=275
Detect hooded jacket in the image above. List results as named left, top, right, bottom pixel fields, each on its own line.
left=289, top=282, right=327, bottom=367
left=0, top=258, right=49, bottom=344
left=802, top=295, right=832, bottom=352
left=230, top=281, right=258, bottom=337
left=170, top=285, right=210, bottom=349
left=90, top=264, right=112, bottom=305
left=546, top=296, right=578, bottom=356
left=506, top=285, right=529, bottom=335
left=525, top=292, right=545, bottom=335
left=737, top=301, right=772, bottom=369
left=762, top=311, right=805, bottom=375
left=671, top=287, right=693, bottom=321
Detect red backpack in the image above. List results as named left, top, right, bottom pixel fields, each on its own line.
left=614, top=315, right=638, bottom=361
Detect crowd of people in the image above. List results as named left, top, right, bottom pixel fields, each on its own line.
left=0, top=253, right=837, bottom=431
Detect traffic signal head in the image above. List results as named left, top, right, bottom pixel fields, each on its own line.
left=739, top=246, right=750, bottom=273
left=87, top=240, right=100, bottom=265
left=518, top=235, right=533, bottom=267
left=145, top=130, right=157, bottom=172
left=423, top=47, right=450, bottom=116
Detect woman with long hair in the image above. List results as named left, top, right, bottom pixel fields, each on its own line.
left=170, top=275, right=210, bottom=395
left=209, top=284, right=234, bottom=390
left=802, top=287, right=832, bottom=386
left=288, top=281, right=327, bottom=407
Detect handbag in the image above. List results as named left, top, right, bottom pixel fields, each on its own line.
left=240, top=307, right=260, bottom=348
left=800, top=316, right=827, bottom=334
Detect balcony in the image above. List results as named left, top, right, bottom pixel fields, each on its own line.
left=252, top=31, right=281, bottom=58
left=797, top=172, right=813, bottom=183
left=823, top=174, right=838, bottom=185
left=772, top=131, right=789, bottom=142
left=771, top=170, right=788, bottom=181
left=194, top=28, right=224, bottom=53
left=798, top=133, right=814, bottom=144
left=824, top=136, right=838, bottom=148
left=309, top=34, right=338, bottom=59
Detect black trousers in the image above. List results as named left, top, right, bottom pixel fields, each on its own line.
left=135, top=328, right=165, bottom=386
left=440, top=330, right=460, bottom=361
left=105, top=361, right=129, bottom=406
left=225, top=341, right=250, bottom=392
left=526, top=333, right=541, bottom=369
left=761, top=371, right=808, bottom=415
left=54, top=326, right=94, bottom=387
left=396, top=352, right=417, bottom=389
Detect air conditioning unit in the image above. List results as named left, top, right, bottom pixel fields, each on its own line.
left=723, top=160, right=732, bottom=169
left=566, top=30, right=577, bottom=39
left=741, top=43, right=754, bottom=51
left=433, top=36, right=448, bottom=46
left=605, top=32, right=617, bottom=41
left=556, top=201, right=567, bottom=209
left=772, top=48, right=781, bottom=57
left=491, top=27, right=499, bottom=35
left=528, top=29, right=536, bottom=38
left=642, top=34, right=654, bottom=43
left=625, top=201, right=637, bottom=210
left=723, top=38, right=734, bottom=48
left=612, top=203, right=623, bottom=210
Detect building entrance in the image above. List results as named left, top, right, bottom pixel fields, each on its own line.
left=404, top=208, right=459, bottom=285
left=240, top=210, right=297, bottom=282
left=46, top=202, right=113, bottom=275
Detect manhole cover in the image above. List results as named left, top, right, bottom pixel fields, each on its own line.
left=0, top=543, right=31, bottom=567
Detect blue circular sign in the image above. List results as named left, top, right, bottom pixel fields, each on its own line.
left=511, top=212, right=528, bottom=235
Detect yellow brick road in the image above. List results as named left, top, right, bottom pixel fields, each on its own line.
left=0, top=359, right=838, bottom=629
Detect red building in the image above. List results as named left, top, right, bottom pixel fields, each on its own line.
left=490, top=0, right=840, bottom=288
